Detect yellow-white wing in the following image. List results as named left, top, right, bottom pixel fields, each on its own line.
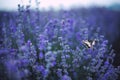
left=82, top=40, right=91, bottom=48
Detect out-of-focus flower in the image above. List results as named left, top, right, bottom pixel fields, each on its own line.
left=61, top=75, right=72, bottom=80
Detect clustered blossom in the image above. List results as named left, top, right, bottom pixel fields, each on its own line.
left=0, top=2, right=120, bottom=80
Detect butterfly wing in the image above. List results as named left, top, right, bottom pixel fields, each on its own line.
left=92, top=40, right=95, bottom=46
left=82, top=40, right=91, bottom=48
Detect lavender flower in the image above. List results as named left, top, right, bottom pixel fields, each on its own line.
left=1, top=2, right=120, bottom=80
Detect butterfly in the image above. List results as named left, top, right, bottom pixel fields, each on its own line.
left=82, top=39, right=97, bottom=48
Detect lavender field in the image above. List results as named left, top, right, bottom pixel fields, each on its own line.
left=0, top=3, right=120, bottom=80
